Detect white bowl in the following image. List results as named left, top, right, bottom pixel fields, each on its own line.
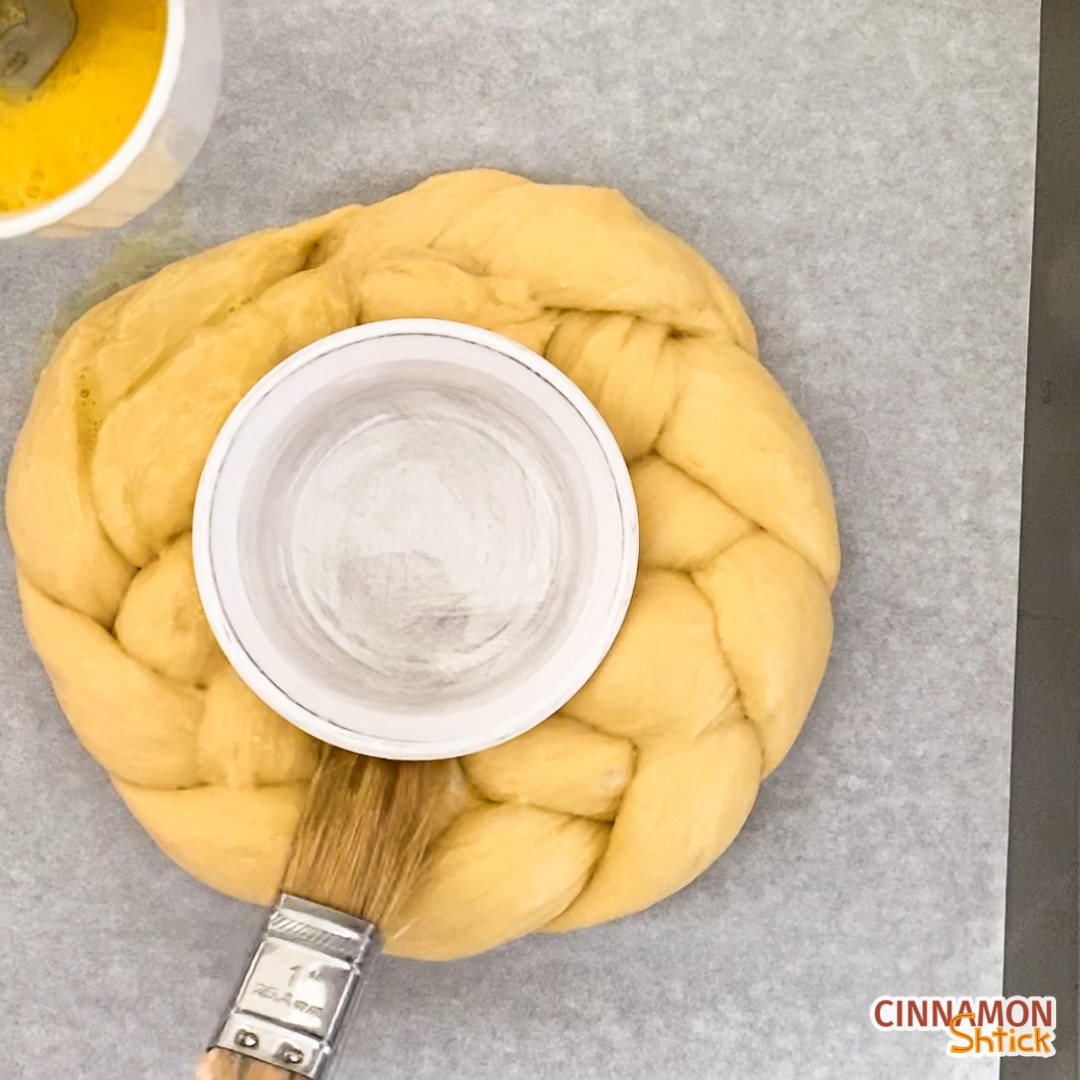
left=0, top=0, right=221, bottom=239
left=193, top=320, right=639, bottom=760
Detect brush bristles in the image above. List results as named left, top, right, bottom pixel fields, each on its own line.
left=196, top=1049, right=294, bottom=1080
left=282, top=748, right=451, bottom=927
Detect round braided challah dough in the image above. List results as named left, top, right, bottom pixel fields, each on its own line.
left=7, top=170, right=839, bottom=960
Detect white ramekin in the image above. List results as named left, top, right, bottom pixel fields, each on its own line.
left=193, top=320, right=639, bottom=760
left=0, top=0, right=221, bottom=239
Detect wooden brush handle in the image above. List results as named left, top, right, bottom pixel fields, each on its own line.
left=196, top=1048, right=297, bottom=1080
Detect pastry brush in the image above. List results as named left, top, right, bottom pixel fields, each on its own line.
left=196, top=749, right=450, bottom=1080
left=0, top=0, right=76, bottom=93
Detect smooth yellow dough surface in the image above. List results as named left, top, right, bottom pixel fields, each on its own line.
left=6, top=170, right=840, bottom=960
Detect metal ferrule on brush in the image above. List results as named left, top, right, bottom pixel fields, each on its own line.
left=211, top=893, right=381, bottom=1078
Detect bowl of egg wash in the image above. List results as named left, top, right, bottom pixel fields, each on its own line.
left=0, top=0, right=221, bottom=238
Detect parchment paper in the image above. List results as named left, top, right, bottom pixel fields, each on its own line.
left=0, top=1, right=1037, bottom=1076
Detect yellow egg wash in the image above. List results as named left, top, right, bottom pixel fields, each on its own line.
left=0, top=0, right=167, bottom=214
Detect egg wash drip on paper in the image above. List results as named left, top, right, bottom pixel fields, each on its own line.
left=243, top=366, right=592, bottom=714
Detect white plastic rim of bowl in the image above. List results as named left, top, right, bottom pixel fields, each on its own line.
left=193, top=319, right=639, bottom=760
left=0, top=0, right=222, bottom=239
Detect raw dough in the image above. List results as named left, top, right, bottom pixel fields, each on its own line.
left=6, top=170, right=839, bottom=960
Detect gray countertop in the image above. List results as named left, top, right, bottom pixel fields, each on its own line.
left=0, top=1, right=1038, bottom=1077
